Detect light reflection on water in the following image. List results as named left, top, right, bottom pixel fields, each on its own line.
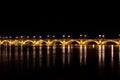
left=98, top=45, right=105, bottom=68
left=0, top=45, right=120, bottom=72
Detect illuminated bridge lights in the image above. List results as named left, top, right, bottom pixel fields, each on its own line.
left=0, top=38, right=120, bottom=46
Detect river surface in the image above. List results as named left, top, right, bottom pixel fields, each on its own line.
left=0, top=45, right=120, bottom=80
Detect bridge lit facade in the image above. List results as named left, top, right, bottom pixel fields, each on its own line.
left=0, top=38, right=120, bottom=46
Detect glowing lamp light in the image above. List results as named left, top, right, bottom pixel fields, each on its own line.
left=102, top=35, right=105, bottom=38
left=9, top=36, right=12, bottom=39
left=27, top=36, right=29, bottom=38
left=119, top=34, right=120, bottom=37
left=52, top=35, right=55, bottom=38
left=16, top=36, right=18, bottom=39
left=33, top=36, right=35, bottom=38
left=39, top=36, right=42, bottom=38
left=80, top=34, right=82, bottom=37
left=84, top=35, right=87, bottom=37
left=99, top=35, right=101, bottom=37
left=5, top=36, right=8, bottom=39
left=21, top=36, right=23, bottom=38
left=68, top=35, right=70, bottom=38
left=47, top=35, right=50, bottom=38
left=63, top=35, right=65, bottom=38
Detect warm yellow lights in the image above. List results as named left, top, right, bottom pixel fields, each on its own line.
left=0, top=39, right=120, bottom=46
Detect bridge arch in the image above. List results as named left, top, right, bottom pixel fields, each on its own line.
left=66, top=40, right=80, bottom=45
left=50, top=40, right=63, bottom=45
left=23, top=40, right=35, bottom=45
left=102, top=40, right=119, bottom=45
left=83, top=40, right=99, bottom=45
left=35, top=40, right=48, bottom=46
left=1, top=40, right=11, bottom=45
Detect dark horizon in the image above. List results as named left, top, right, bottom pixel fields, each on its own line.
left=0, top=16, right=119, bottom=38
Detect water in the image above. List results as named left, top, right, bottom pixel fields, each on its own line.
left=0, top=45, right=120, bottom=79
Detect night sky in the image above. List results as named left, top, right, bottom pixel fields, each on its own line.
left=0, top=16, right=119, bottom=38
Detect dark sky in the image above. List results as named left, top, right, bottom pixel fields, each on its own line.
left=0, top=16, right=119, bottom=38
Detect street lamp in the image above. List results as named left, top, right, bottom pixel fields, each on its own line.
left=5, top=36, right=8, bottom=39
left=20, top=36, right=23, bottom=39
left=119, top=34, right=120, bottom=37
left=33, top=36, right=36, bottom=38
left=102, top=35, right=105, bottom=38
left=39, top=36, right=42, bottom=39
left=80, top=34, right=83, bottom=39
left=27, top=36, right=29, bottom=39
left=80, top=34, right=82, bottom=37
left=62, top=35, right=65, bottom=38
left=52, top=35, right=55, bottom=38
left=98, top=35, right=101, bottom=38
left=84, top=35, right=87, bottom=38
left=16, top=36, right=18, bottom=39
left=9, top=36, right=11, bottom=39
left=68, top=35, right=70, bottom=38
left=47, top=35, right=50, bottom=38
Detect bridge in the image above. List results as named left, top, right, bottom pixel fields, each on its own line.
left=0, top=39, right=120, bottom=46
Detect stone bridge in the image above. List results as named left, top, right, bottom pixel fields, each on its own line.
left=0, top=39, right=120, bottom=46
